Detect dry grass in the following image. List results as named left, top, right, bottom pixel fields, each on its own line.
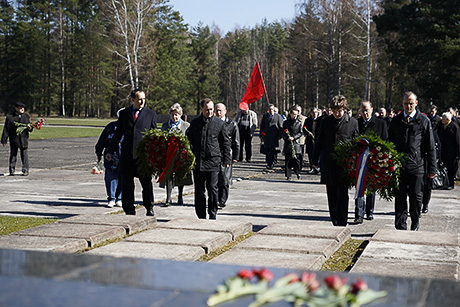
left=198, top=232, right=255, bottom=262
left=321, top=239, right=369, bottom=272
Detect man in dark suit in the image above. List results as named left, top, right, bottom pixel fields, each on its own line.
left=106, top=89, right=157, bottom=216
left=186, top=98, right=231, bottom=219
left=388, top=91, right=436, bottom=231
left=260, top=104, right=283, bottom=170
left=312, top=95, right=359, bottom=226
left=354, top=101, right=388, bottom=223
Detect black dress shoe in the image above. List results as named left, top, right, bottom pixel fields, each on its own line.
left=366, top=214, right=374, bottom=220
left=447, top=186, right=454, bottom=190
left=146, top=207, right=155, bottom=216
left=411, top=224, right=420, bottom=231
left=22, top=172, right=29, bottom=176
left=422, top=207, right=429, bottom=214
left=177, top=198, right=183, bottom=205
left=354, top=217, right=363, bottom=224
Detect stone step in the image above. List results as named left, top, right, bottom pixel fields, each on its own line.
left=0, top=236, right=87, bottom=253
left=351, top=229, right=460, bottom=281
left=86, top=219, right=253, bottom=261
left=210, top=223, right=351, bottom=270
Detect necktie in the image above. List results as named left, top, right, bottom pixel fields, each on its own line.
left=406, top=115, right=411, bottom=123
left=134, top=109, right=139, bottom=120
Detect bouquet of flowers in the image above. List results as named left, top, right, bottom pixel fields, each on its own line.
left=135, top=128, right=195, bottom=184
left=14, top=118, right=45, bottom=134
left=283, top=128, right=297, bottom=160
left=207, top=268, right=387, bottom=307
left=333, top=131, right=406, bottom=201
left=90, top=160, right=104, bottom=175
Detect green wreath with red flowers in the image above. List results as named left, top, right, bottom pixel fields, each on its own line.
left=333, top=131, right=406, bottom=201
left=135, top=128, right=195, bottom=184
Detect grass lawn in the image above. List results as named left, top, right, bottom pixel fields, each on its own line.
left=0, top=216, right=57, bottom=235
left=30, top=126, right=104, bottom=139
left=42, top=118, right=113, bottom=127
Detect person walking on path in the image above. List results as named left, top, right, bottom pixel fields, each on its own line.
left=304, top=107, right=320, bottom=174
left=160, top=103, right=192, bottom=207
left=312, top=95, right=359, bottom=226
left=95, top=110, right=123, bottom=208
left=428, top=105, right=442, bottom=131
left=437, top=112, right=460, bottom=190
left=216, top=103, right=240, bottom=209
left=282, top=106, right=303, bottom=180
left=234, top=107, right=257, bottom=162
left=186, top=98, right=231, bottom=219
left=354, top=101, right=388, bottom=223
left=388, top=91, right=436, bottom=231
left=260, top=104, right=283, bottom=170
left=1, top=102, right=33, bottom=176
left=106, top=89, right=157, bottom=216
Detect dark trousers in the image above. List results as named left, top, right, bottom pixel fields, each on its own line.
left=266, top=147, right=277, bottom=168
left=120, top=163, right=154, bottom=215
left=193, top=170, right=218, bottom=219
left=422, top=177, right=432, bottom=208
left=9, top=143, right=29, bottom=174
left=394, top=172, right=424, bottom=230
left=355, top=192, right=375, bottom=218
left=239, top=130, right=253, bottom=161
left=285, top=153, right=301, bottom=178
left=326, top=183, right=349, bottom=226
left=218, top=164, right=232, bottom=205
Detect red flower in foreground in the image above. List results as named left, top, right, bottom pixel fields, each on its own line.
left=253, top=268, right=274, bottom=282
left=237, top=269, right=254, bottom=280
left=324, top=275, right=347, bottom=291
left=351, top=278, right=368, bottom=294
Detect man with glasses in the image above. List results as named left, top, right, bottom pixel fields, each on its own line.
left=1, top=102, right=32, bottom=176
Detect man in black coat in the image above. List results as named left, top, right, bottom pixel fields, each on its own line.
left=106, top=89, right=157, bottom=216
left=388, top=91, right=436, bottom=231
left=260, top=104, right=283, bottom=169
left=312, top=95, right=359, bottom=226
left=354, top=101, right=388, bottom=223
left=303, top=107, right=320, bottom=174
left=186, top=98, right=231, bottom=219
left=437, top=112, right=460, bottom=189
left=428, top=105, right=442, bottom=131
left=1, top=102, right=33, bottom=176
left=215, top=103, right=240, bottom=209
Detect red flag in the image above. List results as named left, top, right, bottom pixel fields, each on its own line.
left=239, top=62, right=266, bottom=111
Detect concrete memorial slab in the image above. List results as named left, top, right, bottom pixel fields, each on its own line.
left=86, top=241, right=205, bottom=261
left=57, top=214, right=157, bottom=235
left=0, top=235, right=88, bottom=253
left=258, top=223, right=351, bottom=243
left=157, top=218, right=252, bottom=239
left=235, top=234, right=340, bottom=258
left=210, top=247, right=325, bottom=270
left=371, top=228, right=460, bottom=246
left=124, top=228, right=233, bottom=253
left=351, top=257, right=459, bottom=281
left=13, top=223, right=126, bottom=247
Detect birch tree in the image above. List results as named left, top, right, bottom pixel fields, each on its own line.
left=108, top=0, right=157, bottom=90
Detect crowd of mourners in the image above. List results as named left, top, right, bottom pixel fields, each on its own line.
left=3, top=89, right=458, bottom=231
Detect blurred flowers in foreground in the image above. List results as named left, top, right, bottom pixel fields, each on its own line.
left=207, top=268, right=386, bottom=307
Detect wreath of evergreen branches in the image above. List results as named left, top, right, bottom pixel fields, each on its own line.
left=333, top=131, right=407, bottom=201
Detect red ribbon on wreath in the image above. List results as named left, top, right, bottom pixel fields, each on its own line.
left=157, top=136, right=180, bottom=183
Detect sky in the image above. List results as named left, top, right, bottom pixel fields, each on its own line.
left=168, top=0, right=298, bottom=34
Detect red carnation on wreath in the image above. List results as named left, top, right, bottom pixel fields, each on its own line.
left=135, top=128, right=195, bottom=184
left=333, top=131, right=406, bottom=201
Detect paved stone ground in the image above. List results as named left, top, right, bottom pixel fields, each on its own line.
left=1, top=136, right=460, bottom=280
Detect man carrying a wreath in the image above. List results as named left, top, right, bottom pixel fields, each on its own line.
left=312, top=95, right=359, bottom=226
left=106, top=89, right=157, bottom=216
left=388, top=91, right=436, bottom=231
left=187, top=98, right=231, bottom=219
left=354, top=101, right=388, bottom=223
